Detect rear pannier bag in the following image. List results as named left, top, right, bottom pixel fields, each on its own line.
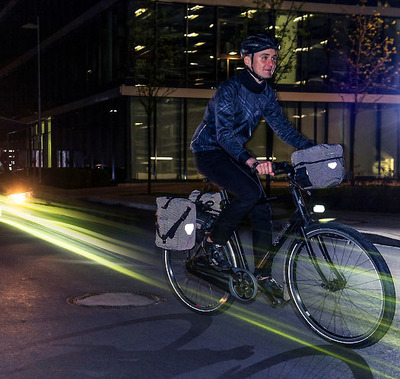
left=155, top=197, right=196, bottom=250
left=189, top=190, right=223, bottom=215
left=291, top=144, right=345, bottom=190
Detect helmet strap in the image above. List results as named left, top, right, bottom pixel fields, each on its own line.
left=248, top=54, right=267, bottom=82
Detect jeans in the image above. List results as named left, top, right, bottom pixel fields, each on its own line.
left=194, top=150, right=274, bottom=276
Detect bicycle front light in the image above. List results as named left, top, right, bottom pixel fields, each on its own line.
left=313, top=204, right=325, bottom=214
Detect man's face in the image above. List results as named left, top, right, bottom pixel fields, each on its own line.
left=244, top=48, right=278, bottom=80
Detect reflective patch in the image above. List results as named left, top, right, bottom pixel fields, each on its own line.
left=185, top=223, right=195, bottom=235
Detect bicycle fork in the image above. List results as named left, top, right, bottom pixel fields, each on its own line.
left=288, top=186, right=346, bottom=292
left=300, top=227, right=347, bottom=291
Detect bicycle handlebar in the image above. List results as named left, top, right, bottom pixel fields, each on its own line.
left=250, top=161, right=294, bottom=176
left=272, top=161, right=295, bottom=175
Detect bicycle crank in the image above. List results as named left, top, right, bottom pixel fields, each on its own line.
left=228, top=268, right=258, bottom=301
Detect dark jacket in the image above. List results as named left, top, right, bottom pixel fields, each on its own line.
left=190, top=69, right=312, bottom=164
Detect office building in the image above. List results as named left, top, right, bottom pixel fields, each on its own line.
left=0, top=0, right=399, bottom=185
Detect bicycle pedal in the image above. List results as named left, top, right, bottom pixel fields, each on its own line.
left=257, top=289, right=279, bottom=307
left=278, top=298, right=291, bottom=308
left=257, top=284, right=289, bottom=308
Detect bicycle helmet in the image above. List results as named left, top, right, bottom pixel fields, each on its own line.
left=240, top=33, right=280, bottom=81
left=240, top=32, right=280, bottom=57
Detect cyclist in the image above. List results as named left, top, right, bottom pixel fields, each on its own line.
left=190, top=32, right=313, bottom=303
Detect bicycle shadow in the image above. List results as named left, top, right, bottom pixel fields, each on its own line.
left=2, top=313, right=254, bottom=378
left=220, top=344, right=374, bottom=379
left=2, top=312, right=375, bottom=378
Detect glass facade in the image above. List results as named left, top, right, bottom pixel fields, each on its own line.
left=381, top=105, right=400, bottom=178
left=125, top=1, right=400, bottom=181
left=130, top=97, right=184, bottom=180
left=0, top=0, right=400, bottom=183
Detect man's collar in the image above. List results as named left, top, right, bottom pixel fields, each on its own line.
left=239, top=69, right=267, bottom=94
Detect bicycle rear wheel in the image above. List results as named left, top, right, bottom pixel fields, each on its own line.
left=286, top=222, right=396, bottom=348
left=164, top=216, right=238, bottom=315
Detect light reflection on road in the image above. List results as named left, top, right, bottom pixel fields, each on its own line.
left=1, top=195, right=399, bottom=378
left=0, top=196, right=160, bottom=289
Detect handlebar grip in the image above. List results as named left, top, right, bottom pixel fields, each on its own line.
left=273, top=161, right=294, bottom=175
left=250, top=161, right=294, bottom=175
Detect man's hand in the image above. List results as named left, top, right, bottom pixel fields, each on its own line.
left=256, top=161, right=274, bottom=176
left=246, top=158, right=274, bottom=176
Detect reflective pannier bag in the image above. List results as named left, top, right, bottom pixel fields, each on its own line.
left=188, top=190, right=223, bottom=215
left=291, top=144, right=345, bottom=190
left=155, top=197, right=196, bottom=250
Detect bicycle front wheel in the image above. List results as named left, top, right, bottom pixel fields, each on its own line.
left=164, top=231, right=238, bottom=315
left=286, top=222, right=396, bottom=348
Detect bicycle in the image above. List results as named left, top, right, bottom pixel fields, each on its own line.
left=163, top=162, right=396, bottom=349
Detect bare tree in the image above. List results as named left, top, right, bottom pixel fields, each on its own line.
left=250, top=0, right=305, bottom=85
left=331, top=0, right=398, bottom=183
left=128, top=2, right=181, bottom=193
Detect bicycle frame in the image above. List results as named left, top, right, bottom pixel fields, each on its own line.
left=219, top=169, right=346, bottom=290
left=219, top=189, right=250, bottom=270
left=166, top=162, right=396, bottom=347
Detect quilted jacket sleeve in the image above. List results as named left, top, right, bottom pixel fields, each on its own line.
left=263, top=90, right=313, bottom=150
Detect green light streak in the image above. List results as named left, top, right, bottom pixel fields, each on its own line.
left=20, top=199, right=143, bottom=235
left=0, top=200, right=165, bottom=291
left=1, top=199, right=153, bottom=262
left=0, top=215, right=158, bottom=284
left=228, top=305, right=399, bottom=379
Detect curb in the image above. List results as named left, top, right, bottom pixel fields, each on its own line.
left=85, top=197, right=157, bottom=211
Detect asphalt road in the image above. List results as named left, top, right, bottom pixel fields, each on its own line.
left=0, top=199, right=399, bottom=378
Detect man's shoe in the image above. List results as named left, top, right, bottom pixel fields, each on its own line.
left=203, top=240, right=231, bottom=271
left=257, top=276, right=285, bottom=307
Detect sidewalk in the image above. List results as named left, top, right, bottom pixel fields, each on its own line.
left=33, top=182, right=400, bottom=247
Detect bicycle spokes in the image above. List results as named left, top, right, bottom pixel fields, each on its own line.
left=287, top=224, right=395, bottom=348
left=302, top=228, right=347, bottom=287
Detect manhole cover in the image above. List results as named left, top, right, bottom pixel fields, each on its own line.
left=67, top=291, right=166, bottom=309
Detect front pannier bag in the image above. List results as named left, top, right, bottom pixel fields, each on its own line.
left=291, top=144, right=345, bottom=189
left=155, top=197, right=196, bottom=250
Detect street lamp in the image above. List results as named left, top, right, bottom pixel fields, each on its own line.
left=23, top=16, right=41, bottom=183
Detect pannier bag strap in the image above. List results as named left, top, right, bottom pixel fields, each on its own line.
left=161, top=196, right=175, bottom=209
left=194, top=190, right=217, bottom=209
left=189, top=190, right=223, bottom=214
left=157, top=206, right=192, bottom=243
left=194, top=190, right=205, bottom=203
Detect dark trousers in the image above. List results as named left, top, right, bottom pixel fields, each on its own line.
left=194, top=150, right=274, bottom=275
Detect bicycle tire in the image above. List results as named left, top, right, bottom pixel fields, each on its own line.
left=164, top=216, right=238, bottom=315
left=286, top=222, right=396, bottom=348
